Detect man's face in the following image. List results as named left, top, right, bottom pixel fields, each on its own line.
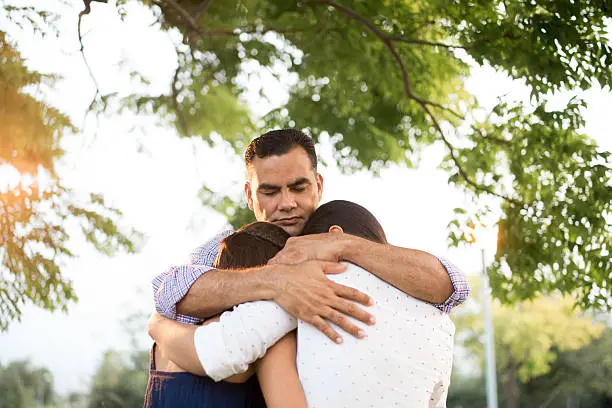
left=245, top=146, right=323, bottom=236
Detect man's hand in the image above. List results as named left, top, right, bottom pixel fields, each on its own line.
left=269, top=260, right=375, bottom=344
left=269, top=232, right=349, bottom=265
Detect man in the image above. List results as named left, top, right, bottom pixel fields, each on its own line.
left=153, top=128, right=469, bottom=345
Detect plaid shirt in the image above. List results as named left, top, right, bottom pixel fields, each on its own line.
left=152, top=229, right=470, bottom=324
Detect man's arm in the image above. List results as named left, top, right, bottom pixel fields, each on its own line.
left=341, top=236, right=456, bottom=304
left=155, top=228, right=285, bottom=322
left=272, top=232, right=470, bottom=312
left=152, top=229, right=233, bottom=324
left=342, top=238, right=470, bottom=311
left=153, top=231, right=375, bottom=340
left=180, top=260, right=374, bottom=342
left=175, top=266, right=278, bottom=319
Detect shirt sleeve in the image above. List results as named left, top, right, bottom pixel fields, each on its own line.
left=151, top=229, right=233, bottom=324
left=432, top=256, right=471, bottom=314
left=193, top=300, right=297, bottom=381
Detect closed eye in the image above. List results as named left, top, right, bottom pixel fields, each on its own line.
left=261, top=191, right=278, bottom=196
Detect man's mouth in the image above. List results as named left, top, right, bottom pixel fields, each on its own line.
left=274, top=217, right=302, bottom=226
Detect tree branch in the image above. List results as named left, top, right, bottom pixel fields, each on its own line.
left=77, top=16, right=100, bottom=113
left=152, top=0, right=519, bottom=205
left=156, top=0, right=200, bottom=33
left=154, top=0, right=307, bottom=39
left=76, top=9, right=104, bottom=146
left=424, top=104, right=522, bottom=205
left=309, top=0, right=522, bottom=206
left=403, top=19, right=438, bottom=37
left=306, top=0, right=464, bottom=120
left=78, top=0, right=108, bottom=17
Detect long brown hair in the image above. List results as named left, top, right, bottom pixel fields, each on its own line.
left=214, top=222, right=291, bottom=269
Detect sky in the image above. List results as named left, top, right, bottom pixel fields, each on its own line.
left=0, top=0, right=610, bottom=395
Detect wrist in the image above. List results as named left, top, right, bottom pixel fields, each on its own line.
left=255, top=264, right=284, bottom=300
left=338, top=234, right=360, bottom=262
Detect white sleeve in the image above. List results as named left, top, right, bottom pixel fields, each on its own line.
left=194, top=300, right=297, bottom=381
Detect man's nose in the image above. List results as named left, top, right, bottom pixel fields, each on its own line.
left=278, top=190, right=297, bottom=211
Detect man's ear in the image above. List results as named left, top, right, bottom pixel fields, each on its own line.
left=316, top=173, right=324, bottom=200
left=244, top=181, right=254, bottom=211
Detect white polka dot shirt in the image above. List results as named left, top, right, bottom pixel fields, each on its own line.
left=194, top=263, right=455, bottom=407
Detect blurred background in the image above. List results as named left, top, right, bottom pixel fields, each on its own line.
left=0, top=0, right=610, bottom=407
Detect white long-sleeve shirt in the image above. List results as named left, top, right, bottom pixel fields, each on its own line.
left=194, top=263, right=455, bottom=407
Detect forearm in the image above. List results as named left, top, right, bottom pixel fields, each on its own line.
left=149, top=319, right=206, bottom=376
left=193, top=300, right=297, bottom=381
left=256, top=332, right=307, bottom=408
left=176, top=265, right=280, bottom=319
left=152, top=230, right=233, bottom=323
left=341, top=236, right=453, bottom=304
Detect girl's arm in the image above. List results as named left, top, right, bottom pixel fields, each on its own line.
left=256, top=331, right=307, bottom=408
left=148, top=312, right=255, bottom=382
left=148, top=312, right=206, bottom=376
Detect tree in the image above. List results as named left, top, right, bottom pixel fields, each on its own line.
left=0, top=9, right=138, bottom=330
left=87, top=349, right=149, bottom=408
left=446, top=373, right=487, bottom=408
left=118, top=0, right=611, bottom=309
left=454, top=279, right=606, bottom=408
left=2, top=0, right=611, bottom=315
left=0, top=360, right=57, bottom=408
left=448, top=326, right=612, bottom=408
left=523, top=327, right=612, bottom=407
left=87, top=312, right=150, bottom=408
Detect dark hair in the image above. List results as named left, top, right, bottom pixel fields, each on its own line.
left=214, top=222, right=291, bottom=269
left=301, top=200, right=387, bottom=244
left=244, top=129, right=317, bottom=170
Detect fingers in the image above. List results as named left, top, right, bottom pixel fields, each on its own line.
left=331, top=281, right=373, bottom=306
left=332, top=297, right=376, bottom=326
left=321, top=261, right=348, bottom=275
left=309, top=316, right=344, bottom=344
left=321, top=306, right=367, bottom=340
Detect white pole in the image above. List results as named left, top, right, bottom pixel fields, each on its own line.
left=482, top=248, right=499, bottom=408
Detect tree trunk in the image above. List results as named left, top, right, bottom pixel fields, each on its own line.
left=501, top=364, right=521, bottom=408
